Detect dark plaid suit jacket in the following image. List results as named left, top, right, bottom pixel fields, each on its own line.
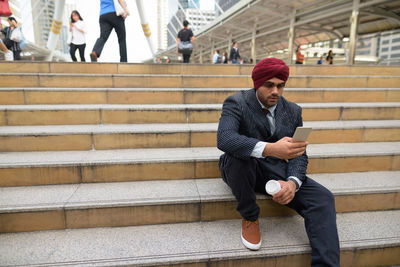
left=217, top=88, right=308, bottom=183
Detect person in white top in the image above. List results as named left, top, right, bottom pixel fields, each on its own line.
left=69, top=10, right=86, bottom=62
left=212, top=50, right=221, bottom=64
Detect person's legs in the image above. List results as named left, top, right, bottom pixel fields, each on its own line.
left=92, top=13, right=114, bottom=60
left=111, top=15, right=127, bottom=62
left=219, top=154, right=260, bottom=221
left=183, top=54, right=190, bottom=63
left=70, top=43, right=78, bottom=61
left=286, top=177, right=340, bottom=267
left=78, top=44, right=86, bottom=62
left=13, top=50, right=21, bottom=60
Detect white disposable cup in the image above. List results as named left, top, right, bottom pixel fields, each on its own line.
left=265, top=180, right=281, bottom=196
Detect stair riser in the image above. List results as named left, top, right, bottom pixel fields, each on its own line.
left=204, top=247, right=400, bottom=267
left=1, top=192, right=398, bottom=233
left=1, top=75, right=399, bottom=88
left=1, top=107, right=399, bottom=126
left=1, top=155, right=399, bottom=187
left=1, top=62, right=400, bottom=76
left=0, top=90, right=399, bottom=105
left=1, top=128, right=400, bottom=152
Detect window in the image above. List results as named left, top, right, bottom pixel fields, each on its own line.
left=392, top=38, right=400, bottom=43
left=382, top=40, right=389, bottom=45
left=382, top=47, right=389, bottom=52
left=392, top=45, right=400, bottom=51
left=391, top=53, right=400, bottom=58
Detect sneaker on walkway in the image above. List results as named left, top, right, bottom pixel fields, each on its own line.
left=241, top=218, right=262, bottom=250
left=90, top=51, right=97, bottom=62
left=5, top=50, right=13, bottom=61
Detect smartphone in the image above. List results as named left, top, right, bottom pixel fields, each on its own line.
left=292, top=127, right=312, bottom=142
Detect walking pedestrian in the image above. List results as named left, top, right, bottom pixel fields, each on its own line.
left=229, top=42, right=241, bottom=64
left=69, top=10, right=86, bottom=62
left=295, top=46, right=304, bottom=64
left=326, top=50, right=333, bottom=64
left=213, top=49, right=221, bottom=64
left=222, top=51, right=228, bottom=64
left=1, top=17, right=21, bottom=60
left=176, top=20, right=195, bottom=63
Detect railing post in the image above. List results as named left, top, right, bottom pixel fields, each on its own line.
left=45, top=0, right=65, bottom=61
left=348, top=0, right=360, bottom=65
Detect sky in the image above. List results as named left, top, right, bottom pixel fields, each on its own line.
left=40, top=0, right=215, bottom=62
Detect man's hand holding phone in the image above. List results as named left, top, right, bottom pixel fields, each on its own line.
left=262, top=127, right=311, bottom=160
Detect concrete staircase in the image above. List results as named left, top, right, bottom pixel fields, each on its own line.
left=0, top=62, right=399, bottom=266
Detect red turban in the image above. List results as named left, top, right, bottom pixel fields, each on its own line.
left=251, top=58, right=289, bottom=89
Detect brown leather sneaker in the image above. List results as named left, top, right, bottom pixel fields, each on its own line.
left=241, top=219, right=262, bottom=250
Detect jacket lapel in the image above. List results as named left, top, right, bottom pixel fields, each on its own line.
left=245, top=89, right=272, bottom=137
left=273, top=97, right=287, bottom=138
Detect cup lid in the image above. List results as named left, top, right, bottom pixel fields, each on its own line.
left=265, top=180, right=281, bottom=195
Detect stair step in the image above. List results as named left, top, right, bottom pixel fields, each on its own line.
left=1, top=73, right=399, bottom=88
left=0, top=142, right=399, bottom=186
left=1, top=62, right=400, bottom=76
left=1, top=210, right=399, bottom=266
left=1, top=102, right=399, bottom=126
left=0, top=120, right=399, bottom=152
left=0, top=171, right=399, bottom=232
left=0, top=87, right=398, bottom=104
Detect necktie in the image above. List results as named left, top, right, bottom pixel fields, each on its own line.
left=263, top=109, right=269, bottom=115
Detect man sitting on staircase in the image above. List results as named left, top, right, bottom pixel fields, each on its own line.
left=217, top=57, right=340, bottom=267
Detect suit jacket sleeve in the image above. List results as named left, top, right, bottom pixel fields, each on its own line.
left=217, top=95, right=260, bottom=159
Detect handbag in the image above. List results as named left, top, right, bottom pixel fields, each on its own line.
left=19, top=36, right=27, bottom=50
left=178, top=41, right=193, bottom=55
left=0, top=0, right=12, bottom=16
left=113, top=0, right=127, bottom=16
left=10, top=27, right=22, bottom=42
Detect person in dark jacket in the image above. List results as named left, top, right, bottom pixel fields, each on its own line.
left=229, top=41, right=241, bottom=64
left=217, top=57, right=340, bottom=266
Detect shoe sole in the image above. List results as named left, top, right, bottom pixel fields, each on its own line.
left=241, top=230, right=262, bottom=250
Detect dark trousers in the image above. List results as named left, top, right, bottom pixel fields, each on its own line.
left=12, top=50, right=20, bottom=60
left=183, top=54, right=191, bottom=63
left=70, top=43, right=86, bottom=62
left=92, top=12, right=127, bottom=62
left=219, top=154, right=340, bottom=267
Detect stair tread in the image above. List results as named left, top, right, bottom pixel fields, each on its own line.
left=1, top=102, right=400, bottom=110
left=2, top=72, right=400, bottom=77
left=0, top=87, right=399, bottom=91
left=0, top=171, right=399, bottom=212
left=1, top=210, right=399, bottom=266
left=0, top=142, right=399, bottom=167
left=0, top=120, right=399, bottom=135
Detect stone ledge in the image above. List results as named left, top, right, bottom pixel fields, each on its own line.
left=0, top=211, right=399, bottom=266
